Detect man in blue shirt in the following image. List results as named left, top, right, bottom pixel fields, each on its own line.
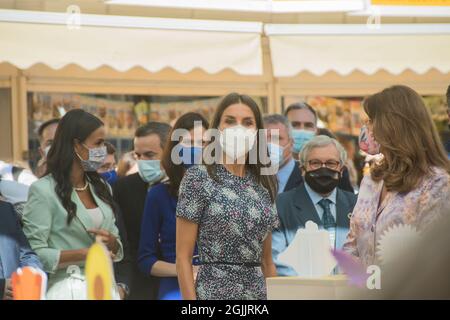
left=0, top=200, right=42, bottom=299
left=272, top=136, right=357, bottom=276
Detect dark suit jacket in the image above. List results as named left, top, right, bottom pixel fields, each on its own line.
left=273, top=183, right=357, bottom=276
left=112, top=205, right=133, bottom=296
left=283, top=164, right=303, bottom=193
left=0, top=200, right=42, bottom=298
left=113, top=173, right=159, bottom=300
left=283, top=162, right=354, bottom=193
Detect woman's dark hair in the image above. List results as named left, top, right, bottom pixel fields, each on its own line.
left=45, top=109, right=117, bottom=224
left=161, top=112, right=209, bottom=197
left=206, top=93, right=278, bottom=203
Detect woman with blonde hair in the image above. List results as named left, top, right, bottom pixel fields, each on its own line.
left=344, top=85, right=450, bottom=267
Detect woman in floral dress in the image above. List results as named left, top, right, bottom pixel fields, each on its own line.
left=344, top=85, right=450, bottom=267
left=176, top=93, right=279, bottom=300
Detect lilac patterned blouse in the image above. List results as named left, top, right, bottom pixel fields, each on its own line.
left=343, top=166, right=450, bottom=267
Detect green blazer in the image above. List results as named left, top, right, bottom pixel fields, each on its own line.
left=22, top=175, right=123, bottom=284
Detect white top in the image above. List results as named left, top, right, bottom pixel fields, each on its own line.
left=86, top=207, right=104, bottom=229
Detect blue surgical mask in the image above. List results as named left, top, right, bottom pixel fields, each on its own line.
left=76, top=144, right=107, bottom=172
left=292, top=129, right=315, bottom=153
left=268, top=143, right=284, bottom=167
left=137, top=160, right=164, bottom=184
left=178, top=145, right=203, bottom=169
left=100, top=170, right=118, bottom=185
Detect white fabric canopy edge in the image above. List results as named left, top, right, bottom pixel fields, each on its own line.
left=267, top=24, right=450, bottom=77
left=0, top=20, right=263, bottom=76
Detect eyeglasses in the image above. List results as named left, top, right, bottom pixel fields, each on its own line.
left=307, top=159, right=340, bottom=170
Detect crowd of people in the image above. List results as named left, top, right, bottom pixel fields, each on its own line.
left=1, top=84, right=450, bottom=300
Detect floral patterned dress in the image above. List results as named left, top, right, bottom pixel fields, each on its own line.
left=343, top=167, right=450, bottom=267
left=176, top=164, right=279, bottom=300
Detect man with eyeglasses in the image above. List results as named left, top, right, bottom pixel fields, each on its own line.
left=272, top=135, right=357, bottom=276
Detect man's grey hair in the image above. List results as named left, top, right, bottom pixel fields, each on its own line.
left=299, top=135, right=347, bottom=166
left=263, top=113, right=293, bottom=139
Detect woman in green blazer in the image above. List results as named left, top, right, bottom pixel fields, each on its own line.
left=22, top=109, right=123, bottom=296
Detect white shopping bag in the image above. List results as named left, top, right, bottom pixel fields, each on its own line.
left=46, top=265, right=120, bottom=300
left=278, top=221, right=336, bottom=277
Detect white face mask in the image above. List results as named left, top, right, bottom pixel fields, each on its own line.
left=219, top=125, right=257, bottom=161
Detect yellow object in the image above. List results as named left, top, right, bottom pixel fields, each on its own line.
left=85, top=242, right=115, bottom=300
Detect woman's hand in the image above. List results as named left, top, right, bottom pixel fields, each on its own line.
left=88, top=229, right=119, bottom=254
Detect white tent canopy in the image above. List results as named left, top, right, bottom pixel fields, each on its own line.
left=266, top=24, right=450, bottom=77
left=2, top=9, right=450, bottom=78
left=0, top=9, right=263, bottom=75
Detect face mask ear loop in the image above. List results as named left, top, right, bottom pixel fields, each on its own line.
left=75, top=151, right=84, bottom=162
left=73, top=139, right=85, bottom=161
left=81, top=142, right=91, bottom=151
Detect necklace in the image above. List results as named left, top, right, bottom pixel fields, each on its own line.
left=74, top=181, right=89, bottom=192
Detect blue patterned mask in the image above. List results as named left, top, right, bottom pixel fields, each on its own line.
left=76, top=144, right=107, bottom=172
